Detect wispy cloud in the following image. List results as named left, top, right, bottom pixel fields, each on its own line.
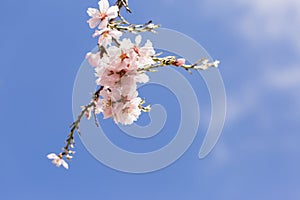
left=227, top=65, right=300, bottom=124
left=199, top=0, right=300, bottom=50
left=195, top=0, right=300, bottom=123
left=264, top=66, right=300, bottom=90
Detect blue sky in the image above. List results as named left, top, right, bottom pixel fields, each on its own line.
left=1, top=0, right=300, bottom=199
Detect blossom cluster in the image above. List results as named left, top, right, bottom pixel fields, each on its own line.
left=47, top=0, right=220, bottom=169
left=85, top=0, right=158, bottom=125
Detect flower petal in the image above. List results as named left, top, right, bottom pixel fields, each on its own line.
left=99, top=0, right=109, bottom=13
left=99, top=19, right=108, bottom=29
left=61, top=160, right=69, bottom=169
left=106, top=6, right=119, bottom=19
left=87, top=18, right=101, bottom=29
left=87, top=8, right=99, bottom=17
left=93, top=29, right=102, bottom=37
left=47, top=153, right=58, bottom=160
left=51, top=158, right=62, bottom=167
left=135, top=35, right=142, bottom=46
left=135, top=73, right=149, bottom=83
left=86, top=52, right=100, bottom=67
left=110, top=30, right=122, bottom=40
left=176, top=58, right=185, bottom=66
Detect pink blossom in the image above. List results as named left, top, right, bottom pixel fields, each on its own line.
left=96, top=69, right=121, bottom=88
left=132, top=35, right=156, bottom=67
left=96, top=89, right=113, bottom=119
left=104, top=39, right=141, bottom=71
left=120, top=74, right=137, bottom=96
left=113, top=96, right=142, bottom=125
left=95, top=88, right=142, bottom=125
left=106, top=45, right=134, bottom=71
left=87, top=0, right=119, bottom=29
left=107, top=89, right=142, bottom=125
left=93, top=28, right=122, bottom=46
left=139, top=39, right=155, bottom=58
left=86, top=52, right=101, bottom=67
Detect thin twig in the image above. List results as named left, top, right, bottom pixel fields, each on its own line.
left=62, top=86, right=104, bottom=155
left=116, top=0, right=131, bottom=13
left=138, top=57, right=219, bottom=72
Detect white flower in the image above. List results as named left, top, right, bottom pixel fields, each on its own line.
left=113, top=96, right=142, bottom=125
left=87, top=0, right=119, bottom=29
left=134, top=36, right=156, bottom=67
left=93, top=28, right=123, bottom=46
left=135, top=35, right=142, bottom=46
left=120, top=38, right=134, bottom=50
left=47, top=153, right=69, bottom=169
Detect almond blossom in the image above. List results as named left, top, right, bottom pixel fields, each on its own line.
left=110, top=90, right=142, bottom=125
left=87, top=0, right=119, bottom=29
left=96, top=89, right=113, bottom=119
left=93, top=28, right=123, bottom=46
left=113, top=97, right=142, bottom=125
left=85, top=52, right=101, bottom=67
left=132, top=35, right=156, bottom=67
left=47, top=153, right=69, bottom=169
left=106, top=40, right=135, bottom=71
left=96, top=68, right=121, bottom=88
